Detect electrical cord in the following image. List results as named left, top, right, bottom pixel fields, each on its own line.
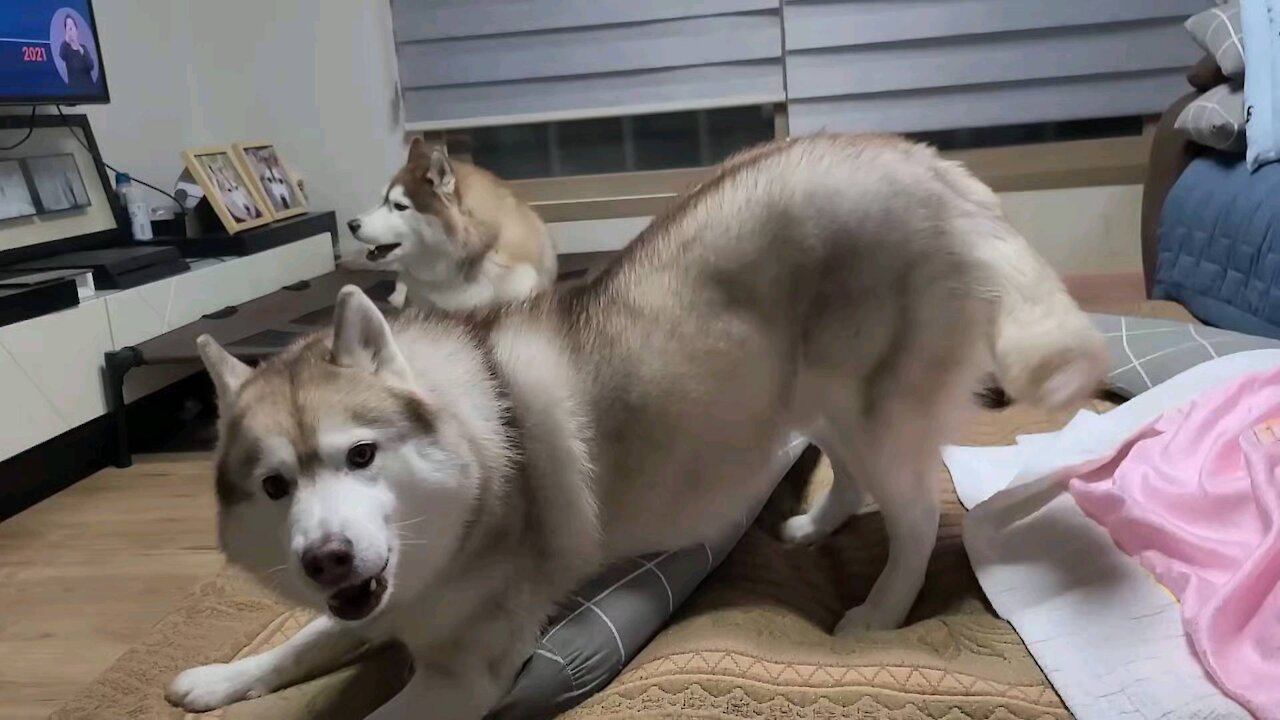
left=0, top=105, right=37, bottom=151
left=55, top=104, right=185, bottom=213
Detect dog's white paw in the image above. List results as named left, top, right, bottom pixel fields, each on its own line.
left=833, top=603, right=902, bottom=636
left=779, top=513, right=824, bottom=546
left=165, top=662, right=265, bottom=712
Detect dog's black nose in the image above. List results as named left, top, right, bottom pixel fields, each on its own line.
left=301, top=534, right=355, bottom=586
left=347, top=218, right=362, bottom=234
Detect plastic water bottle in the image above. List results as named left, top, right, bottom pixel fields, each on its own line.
left=116, top=172, right=154, bottom=241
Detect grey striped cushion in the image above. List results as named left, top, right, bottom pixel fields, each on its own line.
left=487, top=436, right=808, bottom=720
left=1093, top=313, right=1280, bottom=397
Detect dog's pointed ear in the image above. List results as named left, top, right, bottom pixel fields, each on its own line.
left=197, top=334, right=251, bottom=401
left=426, top=147, right=456, bottom=195
left=330, top=285, right=414, bottom=387
left=407, top=136, right=430, bottom=166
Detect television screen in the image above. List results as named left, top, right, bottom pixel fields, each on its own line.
left=0, top=1, right=109, bottom=105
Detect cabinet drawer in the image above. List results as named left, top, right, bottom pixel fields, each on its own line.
left=104, top=233, right=335, bottom=350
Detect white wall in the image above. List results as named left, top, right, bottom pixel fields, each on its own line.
left=1001, top=184, right=1144, bottom=275
left=85, top=1, right=208, bottom=207
left=184, top=0, right=405, bottom=253
left=7, top=0, right=405, bottom=245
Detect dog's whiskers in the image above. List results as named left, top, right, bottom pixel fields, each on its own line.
left=393, top=515, right=430, bottom=527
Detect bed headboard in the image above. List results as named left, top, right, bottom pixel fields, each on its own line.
left=1141, top=93, right=1202, bottom=298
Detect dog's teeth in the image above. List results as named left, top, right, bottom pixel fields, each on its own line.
left=368, top=577, right=377, bottom=592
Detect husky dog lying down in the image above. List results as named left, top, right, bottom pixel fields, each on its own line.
left=168, top=134, right=1105, bottom=719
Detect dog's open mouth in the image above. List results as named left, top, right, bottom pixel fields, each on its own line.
left=365, top=243, right=401, bottom=262
left=327, top=572, right=388, bottom=621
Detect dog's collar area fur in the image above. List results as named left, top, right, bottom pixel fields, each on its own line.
left=449, top=326, right=533, bottom=566
left=448, top=314, right=602, bottom=591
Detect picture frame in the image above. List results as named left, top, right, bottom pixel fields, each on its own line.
left=0, top=159, right=39, bottom=222
left=232, top=141, right=308, bottom=220
left=22, top=153, right=92, bottom=215
left=182, top=145, right=273, bottom=234
left=0, top=113, right=122, bottom=266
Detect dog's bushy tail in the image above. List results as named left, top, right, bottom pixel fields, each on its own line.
left=937, top=160, right=1107, bottom=410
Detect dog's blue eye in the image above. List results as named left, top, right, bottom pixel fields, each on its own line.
left=262, top=474, right=290, bottom=501
left=347, top=441, right=377, bottom=469
left=392, top=202, right=410, bottom=212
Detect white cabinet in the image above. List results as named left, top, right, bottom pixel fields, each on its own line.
left=102, top=233, right=335, bottom=351
left=0, top=302, right=113, bottom=460
left=0, top=232, right=336, bottom=462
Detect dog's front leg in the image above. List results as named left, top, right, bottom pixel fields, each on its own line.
left=166, top=615, right=364, bottom=712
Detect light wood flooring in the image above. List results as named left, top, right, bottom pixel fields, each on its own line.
left=0, top=453, right=220, bottom=720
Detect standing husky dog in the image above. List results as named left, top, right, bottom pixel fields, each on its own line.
left=346, top=139, right=557, bottom=311
left=168, top=135, right=1105, bottom=719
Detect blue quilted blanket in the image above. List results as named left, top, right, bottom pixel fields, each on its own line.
left=1154, top=152, right=1280, bottom=339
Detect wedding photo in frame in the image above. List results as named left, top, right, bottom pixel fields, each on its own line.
left=181, top=146, right=273, bottom=234
left=0, top=160, right=38, bottom=222
left=24, top=153, right=92, bottom=214
left=232, top=141, right=307, bottom=220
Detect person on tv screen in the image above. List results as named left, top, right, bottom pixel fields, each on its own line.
left=59, top=14, right=97, bottom=94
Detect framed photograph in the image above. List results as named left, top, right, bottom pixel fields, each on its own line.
left=0, top=160, right=38, bottom=222
left=23, top=154, right=92, bottom=214
left=232, top=141, right=307, bottom=220
left=182, top=146, right=273, bottom=234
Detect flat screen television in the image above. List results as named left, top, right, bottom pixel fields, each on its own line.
left=0, top=0, right=109, bottom=105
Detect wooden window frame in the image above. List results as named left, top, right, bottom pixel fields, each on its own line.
left=414, top=109, right=1155, bottom=224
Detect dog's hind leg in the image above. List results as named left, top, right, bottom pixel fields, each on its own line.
left=817, top=406, right=942, bottom=635
left=389, top=280, right=408, bottom=309
left=811, top=303, right=984, bottom=635
left=779, top=431, right=867, bottom=546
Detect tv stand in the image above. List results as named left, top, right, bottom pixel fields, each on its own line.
left=0, top=212, right=340, bottom=520
left=104, top=266, right=393, bottom=468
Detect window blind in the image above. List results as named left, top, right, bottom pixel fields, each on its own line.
left=392, top=0, right=785, bottom=131
left=783, top=0, right=1213, bottom=136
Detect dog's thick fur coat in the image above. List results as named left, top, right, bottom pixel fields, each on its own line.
left=348, top=139, right=557, bottom=311
left=169, top=135, right=1105, bottom=719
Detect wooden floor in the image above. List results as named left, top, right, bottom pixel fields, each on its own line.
left=0, top=453, right=220, bottom=720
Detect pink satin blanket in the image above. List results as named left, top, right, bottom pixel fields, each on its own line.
left=1069, top=367, right=1280, bottom=720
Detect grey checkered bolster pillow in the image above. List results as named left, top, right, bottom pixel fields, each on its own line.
left=1185, top=1, right=1246, bottom=80
left=1175, top=83, right=1247, bottom=152
left=486, top=436, right=809, bottom=720
left=1092, top=313, right=1280, bottom=398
